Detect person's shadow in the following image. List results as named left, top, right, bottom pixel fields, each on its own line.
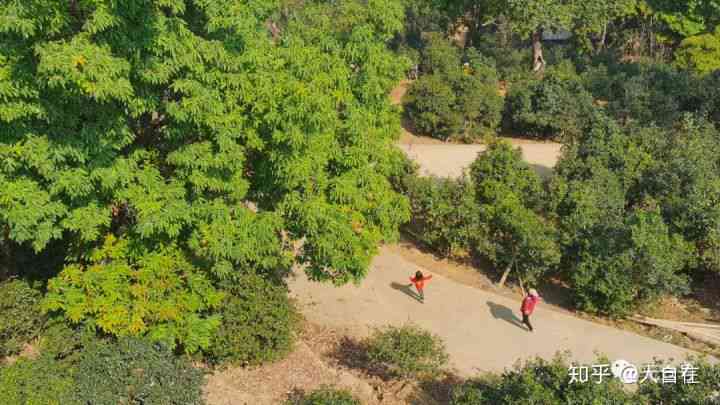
left=390, top=282, right=422, bottom=302
left=487, top=301, right=527, bottom=330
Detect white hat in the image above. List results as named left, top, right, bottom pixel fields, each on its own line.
left=529, top=288, right=539, bottom=297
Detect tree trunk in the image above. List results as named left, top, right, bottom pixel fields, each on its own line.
left=532, top=30, right=545, bottom=73
left=596, top=22, right=607, bottom=54
left=498, top=261, right=512, bottom=288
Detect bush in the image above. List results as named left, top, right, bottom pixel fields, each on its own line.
left=404, top=35, right=502, bottom=141
left=366, top=324, right=448, bottom=380
left=451, top=354, right=720, bottom=404
left=0, top=355, right=78, bottom=405
left=38, top=318, right=98, bottom=364
left=504, top=73, right=595, bottom=140
left=404, top=74, right=461, bottom=139
left=639, top=357, right=720, bottom=404
left=471, top=32, right=533, bottom=83
left=289, top=386, right=360, bottom=405
left=0, top=279, right=45, bottom=357
left=451, top=355, right=636, bottom=405
left=74, top=337, right=205, bottom=405
left=402, top=175, right=480, bottom=257
left=206, top=273, right=297, bottom=366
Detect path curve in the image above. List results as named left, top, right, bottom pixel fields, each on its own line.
left=289, top=246, right=695, bottom=376
left=398, top=141, right=561, bottom=178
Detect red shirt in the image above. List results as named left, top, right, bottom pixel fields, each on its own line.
left=521, top=295, right=540, bottom=315
left=410, top=275, right=432, bottom=290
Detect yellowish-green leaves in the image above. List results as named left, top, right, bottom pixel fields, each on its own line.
left=675, top=26, right=720, bottom=74
left=44, top=235, right=223, bottom=353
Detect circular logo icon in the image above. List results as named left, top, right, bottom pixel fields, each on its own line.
left=611, top=359, right=638, bottom=384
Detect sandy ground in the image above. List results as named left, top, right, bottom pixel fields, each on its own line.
left=397, top=140, right=561, bottom=178
left=289, top=246, right=696, bottom=377
left=391, top=80, right=562, bottom=177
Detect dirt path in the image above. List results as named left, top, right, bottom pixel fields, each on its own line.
left=289, top=246, right=695, bottom=376
left=398, top=140, right=561, bottom=178
left=391, top=81, right=562, bottom=177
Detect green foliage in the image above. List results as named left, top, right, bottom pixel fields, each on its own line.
left=605, top=63, right=695, bottom=126
left=43, top=235, right=223, bottom=353
left=569, top=204, right=692, bottom=315
left=404, top=74, right=460, bottom=139
left=38, top=318, right=98, bottom=364
left=0, top=355, right=78, bottom=405
left=404, top=35, right=502, bottom=141
left=471, top=33, right=533, bottom=83
left=646, top=0, right=720, bottom=38
left=470, top=141, right=560, bottom=286
left=366, top=324, right=449, bottom=380
left=504, top=73, right=595, bottom=140
left=675, top=26, right=720, bottom=74
left=289, top=386, right=360, bottom=405
left=639, top=356, right=720, bottom=404
left=0, top=0, right=411, bottom=342
left=206, top=273, right=297, bottom=366
left=503, top=0, right=576, bottom=39
left=74, top=337, right=205, bottom=405
left=450, top=355, right=639, bottom=404
left=550, top=114, right=704, bottom=315
left=399, top=0, right=456, bottom=51
left=0, top=279, right=45, bottom=357
left=402, top=175, right=480, bottom=257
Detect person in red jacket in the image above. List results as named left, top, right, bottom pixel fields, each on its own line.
left=409, top=270, right=432, bottom=303
left=520, top=288, right=541, bottom=332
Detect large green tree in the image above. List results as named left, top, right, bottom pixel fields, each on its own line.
left=470, top=141, right=560, bottom=288
left=0, top=0, right=410, bottom=350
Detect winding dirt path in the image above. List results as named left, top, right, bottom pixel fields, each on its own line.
left=289, top=246, right=696, bottom=376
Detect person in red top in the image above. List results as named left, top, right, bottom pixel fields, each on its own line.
left=520, top=288, right=541, bottom=332
left=409, top=270, right=432, bottom=303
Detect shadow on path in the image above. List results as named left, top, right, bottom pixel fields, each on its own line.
left=487, top=301, right=527, bottom=330
left=390, top=282, right=422, bottom=302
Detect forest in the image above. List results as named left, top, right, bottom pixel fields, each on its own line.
left=1, top=0, right=720, bottom=403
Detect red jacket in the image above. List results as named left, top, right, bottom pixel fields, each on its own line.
left=410, top=275, right=432, bottom=290
left=521, top=295, right=540, bottom=315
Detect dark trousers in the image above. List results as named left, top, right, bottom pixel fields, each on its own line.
left=417, top=288, right=424, bottom=301
left=522, top=313, right=533, bottom=331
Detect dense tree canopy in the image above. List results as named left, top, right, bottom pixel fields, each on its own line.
left=0, top=0, right=410, bottom=350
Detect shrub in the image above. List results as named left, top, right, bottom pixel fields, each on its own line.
left=639, top=356, right=720, bottom=404
left=418, top=32, right=462, bottom=76
left=471, top=32, right=533, bottom=83
left=74, top=337, right=205, bottom=405
left=289, top=386, right=360, bottom=405
left=450, top=355, right=635, bottom=405
left=206, top=273, right=297, bottom=366
left=404, top=35, right=502, bottom=141
left=366, top=324, right=448, bottom=380
left=504, top=74, right=595, bottom=140
left=586, top=62, right=697, bottom=127
left=675, top=27, right=720, bottom=75
left=38, top=317, right=98, bottom=364
left=402, top=175, right=480, bottom=257
left=404, top=74, right=460, bottom=139
left=0, top=355, right=78, bottom=405
left=0, top=279, right=45, bottom=357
